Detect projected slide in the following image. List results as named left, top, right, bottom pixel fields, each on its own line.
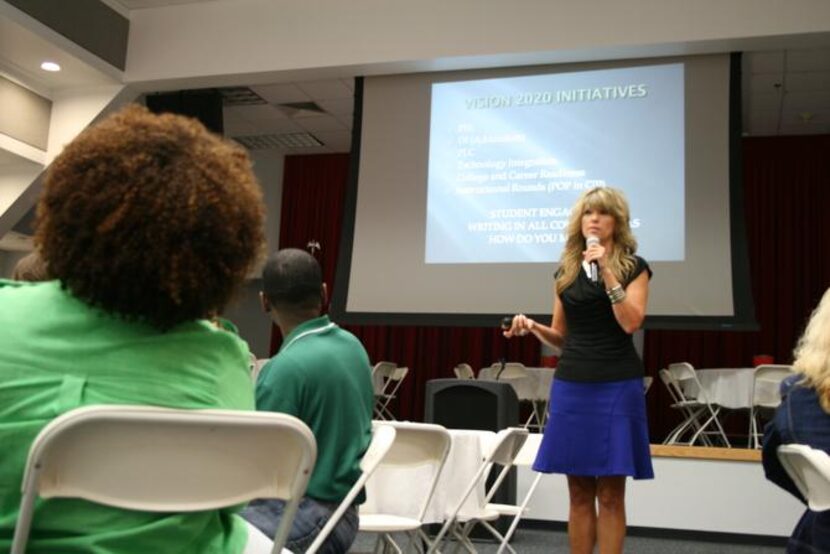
left=426, top=63, right=685, bottom=263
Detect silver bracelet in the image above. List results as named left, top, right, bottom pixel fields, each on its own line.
left=606, top=284, right=626, bottom=304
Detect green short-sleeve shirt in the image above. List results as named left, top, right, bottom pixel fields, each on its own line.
left=0, top=280, right=255, bottom=554
left=256, top=315, right=374, bottom=502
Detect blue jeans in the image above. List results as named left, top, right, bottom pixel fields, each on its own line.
left=242, top=497, right=358, bottom=554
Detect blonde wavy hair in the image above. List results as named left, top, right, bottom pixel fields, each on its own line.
left=793, top=287, right=830, bottom=413
left=555, top=186, right=638, bottom=294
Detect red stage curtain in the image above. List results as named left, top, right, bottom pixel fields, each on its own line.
left=274, top=136, right=830, bottom=434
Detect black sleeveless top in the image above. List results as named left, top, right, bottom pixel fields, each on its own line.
left=554, top=255, right=651, bottom=383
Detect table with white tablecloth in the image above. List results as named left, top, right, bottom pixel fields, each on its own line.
left=680, top=368, right=780, bottom=410
left=361, top=429, right=494, bottom=524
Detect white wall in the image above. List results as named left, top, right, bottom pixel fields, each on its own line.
left=125, top=0, right=830, bottom=89
left=0, top=160, right=41, bottom=215
left=223, top=149, right=285, bottom=359
left=46, top=84, right=128, bottom=163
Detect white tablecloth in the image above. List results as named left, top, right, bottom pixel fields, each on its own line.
left=477, top=366, right=555, bottom=401
left=681, top=368, right=780, bottom=410
left=361, top=429, right=494, bottom=524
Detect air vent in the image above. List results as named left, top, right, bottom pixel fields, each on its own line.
left=217, top=87, right=267, bottom=106
left=274, top=101, right=327, bottom=117
left=233, top=133, right=323, bottom=150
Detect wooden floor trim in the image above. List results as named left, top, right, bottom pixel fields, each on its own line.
left=650, top=444, right=762, bottom=462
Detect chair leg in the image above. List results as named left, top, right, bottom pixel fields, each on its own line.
left=382, top=533, right=403, bottom=554
left=480, top=520, right=516, bottom=554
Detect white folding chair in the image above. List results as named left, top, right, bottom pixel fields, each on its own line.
left=429, top=427, right=529, bottom=554
left=749, top=364, right=794, bottom=448
left=359, top=421, right=452, bottom=554
left=373, top=363, right=409, bottom=421
left=643, top=376, right=654, bottom=394
left=778, top=444, right=830, bottom=511
left=10, top=405, right=316, bottom=554
left=306, top=424, right=397, bottom=554
left=490, top=433, right=544, bottom=554
left=488, top=362, right=527, bottom=381
left=659, top=368, right=706, bottom=445
left=661, top=364, right=731, bottom=447
left=453, top=363, right=475, bottom=380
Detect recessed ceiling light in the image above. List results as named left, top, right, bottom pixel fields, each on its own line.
left=40, top=61, right=61, bottom=72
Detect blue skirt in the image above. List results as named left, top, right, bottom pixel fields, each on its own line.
left=533, top=377, right=654, bottom=479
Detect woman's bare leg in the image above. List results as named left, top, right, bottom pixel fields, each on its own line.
left=567, top=475, right=598, bottom=554
left=596, top=476, right=627, bottom=554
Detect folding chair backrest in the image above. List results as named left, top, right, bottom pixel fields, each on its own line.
left=753, top=364, right=794, bottom=409
left=372, top=361, right=398, bottom=394
left=483, top=428, right=529, bottom=500
left=391, top=366, right=409, bottom=382
left=659, top=368, right=683, bottom=404
left=454, top=363, right=475, bottom=380
left=668, top=362, right=705, bottom=402
left=488, top=427, right=529, bottom=467
left=778, top=444, right=830, bottom=511
left=368, top=421, right=452, bottom=521
left=306, top=424, right=396, bottom=554
left=12, top=405, right=317, bottom=554
left=512, top=433, right=543, bottom=467
left=496, top=363, right=528, bottom=380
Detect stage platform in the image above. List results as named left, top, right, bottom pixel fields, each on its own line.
left=518, top=444, right=804, bottom=537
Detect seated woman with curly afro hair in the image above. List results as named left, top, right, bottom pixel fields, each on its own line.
left=0, top=105, right=269, bottom=554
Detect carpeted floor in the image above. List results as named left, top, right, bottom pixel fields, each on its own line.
left=350, top=525, right=787, bottom=553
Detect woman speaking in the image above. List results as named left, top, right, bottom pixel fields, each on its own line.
left=505, top=186, right=653, bottom=554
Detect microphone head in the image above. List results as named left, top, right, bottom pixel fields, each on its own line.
left=501, top=316, right=514, bottom=330
left=586, top=235, right=600, bottom=246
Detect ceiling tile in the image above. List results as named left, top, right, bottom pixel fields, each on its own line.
left=317, top=97, right=354, bottom=116
left=744, top=51, right=785, bottom=74
left=748, top=109, right=780, bottom=130
left=314, top=130, right=352, bottom=151
left=249, top=83, right=310, bottom=104
left=783, top=90, right=830, bottom=111
left=296, top=79, right=354, bottom=100
left=231, top=104, right=291, bottom=124
left=745, top=91, right=783, bottom=111
left=786, top=71, right=830, bottom=93
left=335, top=114, right=354, bottom=129
left=294, top=115, right=347, bottom=133
left=253, top=118, right=304, bottom=134
left=222, top=112, right=259, bottom=136
left=748, top=73, right=784, bottom=94
left=786, top=48, right=830, bottom=72
left=745, top=121, right=778, bottom=136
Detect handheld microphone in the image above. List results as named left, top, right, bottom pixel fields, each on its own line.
left=586, top=235, right=600, bottom=284
left=497, top=316, right=513, bottom=380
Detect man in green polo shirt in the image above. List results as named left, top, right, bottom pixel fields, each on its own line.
left=243, top=249, right=374, bottom=553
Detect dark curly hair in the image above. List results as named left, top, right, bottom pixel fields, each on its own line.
left=35, top=104, right=265, bottom=329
